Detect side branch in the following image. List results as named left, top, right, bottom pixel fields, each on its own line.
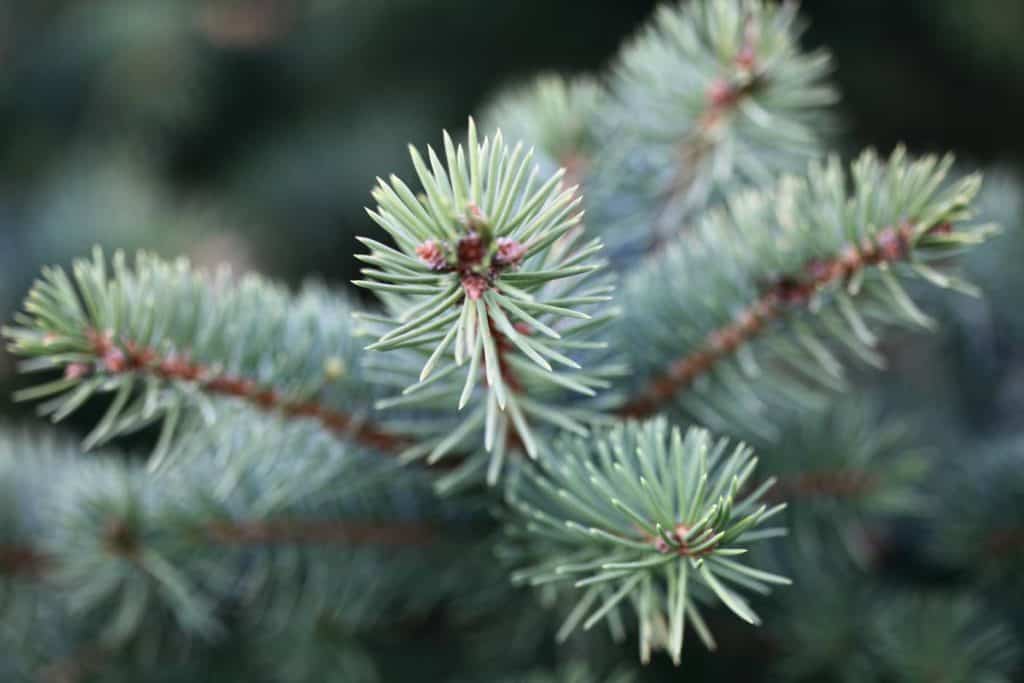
left=38, top=645, right=108, bottom=683
left=1, top=518, right=435, bottom=582
left=985, top=529, right=1024, bottom=559
left=0, top=543, right=50, bottom=578
left=762, top=469, right=880, bottom=504
left=650, top=67, right=763, bottom=254
left=205, top=518, right=435, bottom=547
left=77, top=332, right=410, bottom=453
left=621, top=221, right=947, bottom=417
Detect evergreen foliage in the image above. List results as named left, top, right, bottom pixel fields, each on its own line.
left=4, top=249, right=375, bottom=464
left=616, top=150, right=988, bottom=435
left=590, top=0, right=836, bottom=254
left=504, top=418, right=787, bottom=663
left=353, top=120, right=622, bottom=481
left=1, top=0, right=1022, bottom=680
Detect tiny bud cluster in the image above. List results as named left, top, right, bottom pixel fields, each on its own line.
left=415, top=240, right=447, bottom=271
left=414, top=213, right=528, bottom=301
left=650, top=524, right=717, bottom=557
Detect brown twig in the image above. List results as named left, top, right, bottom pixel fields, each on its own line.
left=646, top=35, right=764, bottom=254
left=205, top=518, right=435, bottom=547
left=490, top=319, right=527, bottom=395
left=621, top=221, right=949, bottom=417
left=38, top=645, right=108, bottom=683
left=0, top=543, right=50, bottom=578
left=79, top=331, right=411, bottom=453
left=0, top=516, right=435, bottom=585
left=12, top=517, right=432, bottom=681
left=984, top=529, right=1024, bottom=559
left=763, top=469, right=880, bottom=505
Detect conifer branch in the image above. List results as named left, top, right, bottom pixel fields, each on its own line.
left=0, top=0, right=1014, bottom=673
left=38, top=644, right=108, bottom=683
left=0, top=543, right=49, bottom=578
left=773, top=570, right=1021, bottom=682
left=355, top=120, right=622, bottom=481
left=615, top=151, right=990, bottom=436
left=507, top=418, right=788, bottom=664
left=0, top=420, right=461, bottom=655
left=762, top=469, right=879, bottom=504
left=481, top=75, right=603, bottom=185
left=935, top=443, right=1024, bottom=581
left=203, top=518, right=436, bottom=547
left=750, top=401, right=930, bottom=566
left=587, top=0, right=836, bottom=256
left=2, top=249, right=403, bottom=464
left=984, top=529, right=1024, bottom=559
left=77, top=328, right=409, bottom=453
left=0, top=517, right=435, bottom=584
left=620, top=220, right=951, bottom=418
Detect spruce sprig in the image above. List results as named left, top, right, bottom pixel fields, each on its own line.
left=0, top=412, right=455, bottom=655
left=2, top=249, right=379, bottom=464
left=356, top=119, right=616, bottom=475
left=481, top=75, right=604, bottom=176
left=587, top=0, right=836, bottom=255
left=504, top=418, right=787, bottom=663
left=617, top=150, right=992, bottom=436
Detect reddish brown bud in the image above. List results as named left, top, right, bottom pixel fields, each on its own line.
left=415, top=240, right=447, bottom=270
left=716, top=328, right=742, bottom=352
left=860, top=236, right=878, bottom=261
left=735, top=45, right=757, bottom=71
left=461, top=273, right=488, bottom=300
left=707, top=78, right=737, bottom=108
left=876, top=228, right=905, bottom=261
left=88, top=329, right=115, bottom=355
left=465, top=203, right=488, bottom=232
left=737, top=309, right=762, bottom=334
left=775, top=276, right=808, bottom=304
left=457, top=233, right=485, bottom=266
left=103, top=346, right=127, bottom=373
left=754, top=294, right=777, bottom=319
left=805, top=260, right=828, bottom=284
left=254, top=389, right=278, bottom=408
left=103, top=518, right=138, bottom=556
left=64, top=363, right=91, bottom=380
left=159, top=355, right=182, bottom=377
left=125, top=342, right=156, bottom=367
left=839, top=245, right=862, bottom=273
left=493, top=237, right=526, bottom=267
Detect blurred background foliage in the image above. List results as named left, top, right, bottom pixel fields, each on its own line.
left=1, top=0, right=1024, bottom=678
left=0, top=2, right=1020, bottom=450
left=1, top=0, right=1022, bottom=449
left=0, top=0, right=1021, bottom=454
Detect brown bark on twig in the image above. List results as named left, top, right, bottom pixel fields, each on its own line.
left=84, top=331, right=410, bottom=453
left=621, top=222, right=948, bottom=417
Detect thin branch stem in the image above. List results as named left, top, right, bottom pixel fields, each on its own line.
left=83, top=332, right=410, bottom=453
left=38, top=644, right=107, bottom=683
left=620, top=221, right=948, bottom=417
left=204, top=518, right=436, bottom=546
left=647, top=46, right=764, bottom=252
left=0, top=543, right=50, bottom=578
left=1, top=517, right=435, bottom=583
left=985, top=529, right=1024, bottom=559
left=761, top=469, right=879, bottom=505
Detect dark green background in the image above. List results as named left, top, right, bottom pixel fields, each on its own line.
left=1, top=1, right=1024, bottom=679
left=2, top=0, right=1022, bottom=434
